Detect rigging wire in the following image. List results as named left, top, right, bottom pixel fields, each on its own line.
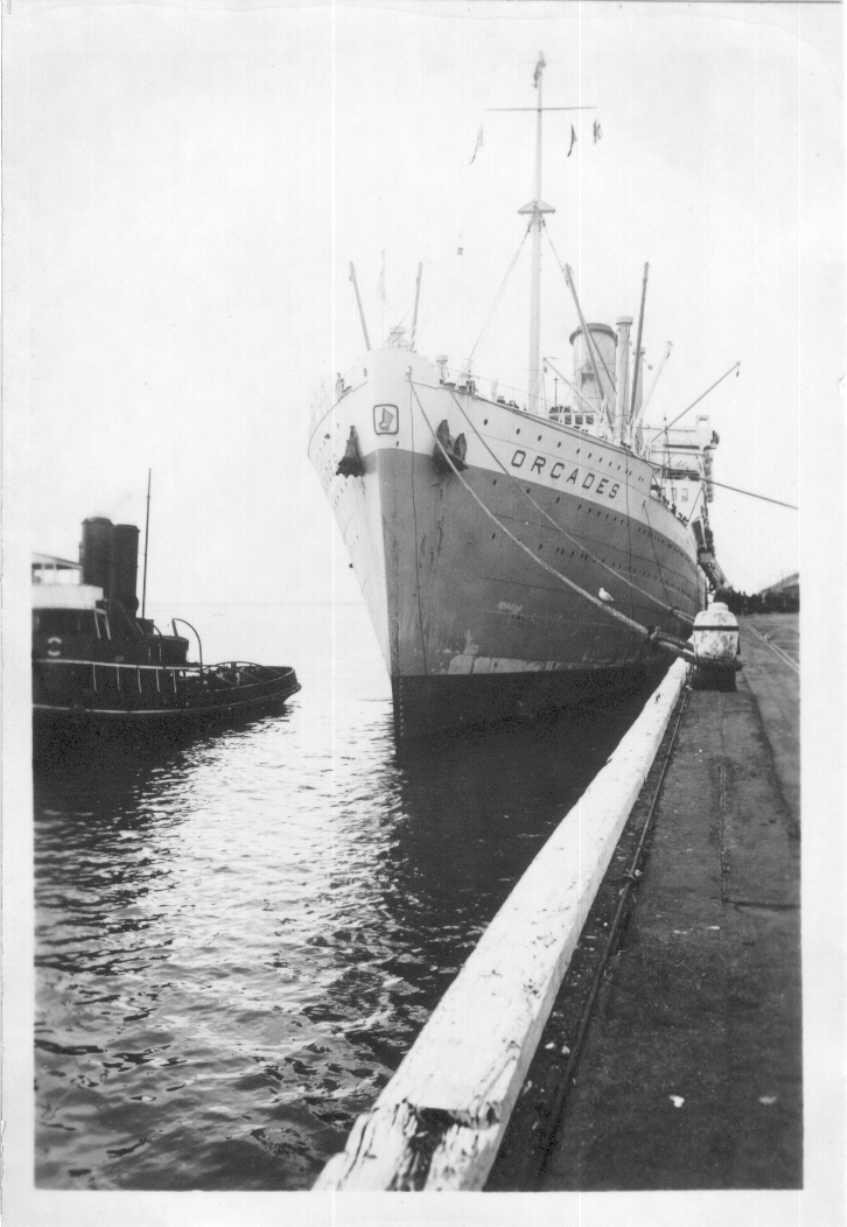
left=443, top=384, right=695, bottom=625
left=467, top=221, right=533, bottom=366
left=706, top=478, right=797, bottom=511
left=544, top=229, right=618, bottom=398
left=543, top=356, right=602, bottom=420
left=643, top=361, right=741, bottom=444
left=637, top=341, right=673, bottom=425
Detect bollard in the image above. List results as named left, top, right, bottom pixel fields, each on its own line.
left=690, top=601, right=741, bottom=691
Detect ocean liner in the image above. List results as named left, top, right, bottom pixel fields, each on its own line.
left=308, top=55, right=726, bottom=737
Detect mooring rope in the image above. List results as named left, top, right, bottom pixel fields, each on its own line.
left=441, top=383, right=694, bottom=626
left=408, top=378, right=658, bottom=644
left=642, top=495, right=677, bottom=614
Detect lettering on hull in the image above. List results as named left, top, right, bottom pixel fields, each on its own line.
left=510, top=450, right=619, bottom=500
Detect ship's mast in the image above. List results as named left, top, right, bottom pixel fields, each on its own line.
left=489, top=56, right=595, bottom=413
left=141, top=467, right=151, bottom=619
left=528, top=67, right=544, bottom=414
left=519, top=55, right=555, bottom=415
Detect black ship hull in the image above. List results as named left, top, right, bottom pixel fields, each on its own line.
left=391, top=656, right=669, bottom=739
left=33, top=661, right=300, bottom=762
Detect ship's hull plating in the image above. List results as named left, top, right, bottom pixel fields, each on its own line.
left=309, top=349, right=705, bottom=736
left=390, top=663, right=667, bottom=739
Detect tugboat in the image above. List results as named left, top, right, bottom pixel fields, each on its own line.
left=32, top=516, right=300, bottom=757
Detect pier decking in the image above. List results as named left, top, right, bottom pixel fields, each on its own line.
left=493, top=613, right=801, bottom=1189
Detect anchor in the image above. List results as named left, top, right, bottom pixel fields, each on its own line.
left=433, top=419, right=468, bottom=473
left=336, top=426, right=365, bottom=478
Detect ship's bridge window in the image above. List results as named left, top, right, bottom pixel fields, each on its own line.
left=32, top=609, right=93, bottom=636
left=564, top=414, right=572, bottom=425
left=586, top=415, right=594, bottom=426
left=575, top=414, right=584, bottom=426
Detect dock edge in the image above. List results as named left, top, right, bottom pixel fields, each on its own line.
left=313, top=658, right=690, bottom=1192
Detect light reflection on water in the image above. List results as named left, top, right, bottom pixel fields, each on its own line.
left=35, top=601, right=652, bottom=1189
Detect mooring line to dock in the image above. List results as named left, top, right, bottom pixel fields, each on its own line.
left=745, top=623, right=799, bottom=673
left=441, top=381, right=695, bottom=626
left=526, top=684, right=690, bottom=1188
left=641, top=495, right=677, bottom=615
left=410, top=380, right=692, bottom=651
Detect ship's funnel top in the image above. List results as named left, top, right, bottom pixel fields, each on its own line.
left=614, top=317, right=633, bottom=443
left=112, top=523, right=140, bottom=614
left=79, top=517, right=140, bottom=609
left=568, top=322, right=616, bottom=347
left=569, top=323, right=616, bottom=417
left=80, top=517, right=113, bottom=594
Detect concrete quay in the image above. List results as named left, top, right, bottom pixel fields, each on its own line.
left=492, top=613, right=801, bottom=1191
left=312, top=614, right=806, bottom=1195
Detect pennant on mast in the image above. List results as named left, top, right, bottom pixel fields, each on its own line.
left=533, top=52, right=546, bottom=88
left=485, top=55, right=599, bottom=414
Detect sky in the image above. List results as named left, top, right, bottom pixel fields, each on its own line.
left=3, top=0, right=843, bottom=612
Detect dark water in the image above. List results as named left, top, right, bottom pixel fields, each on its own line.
left=34, top=601, right=652, bottom=1190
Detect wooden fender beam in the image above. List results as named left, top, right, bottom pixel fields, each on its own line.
left=314, top=657, right=690, bottom=1192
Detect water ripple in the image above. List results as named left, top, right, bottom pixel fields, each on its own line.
left=35, top=601, right=651, bottom=1190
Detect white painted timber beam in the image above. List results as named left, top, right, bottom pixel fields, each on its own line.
left=314, top=658, right=690, bottom=1192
